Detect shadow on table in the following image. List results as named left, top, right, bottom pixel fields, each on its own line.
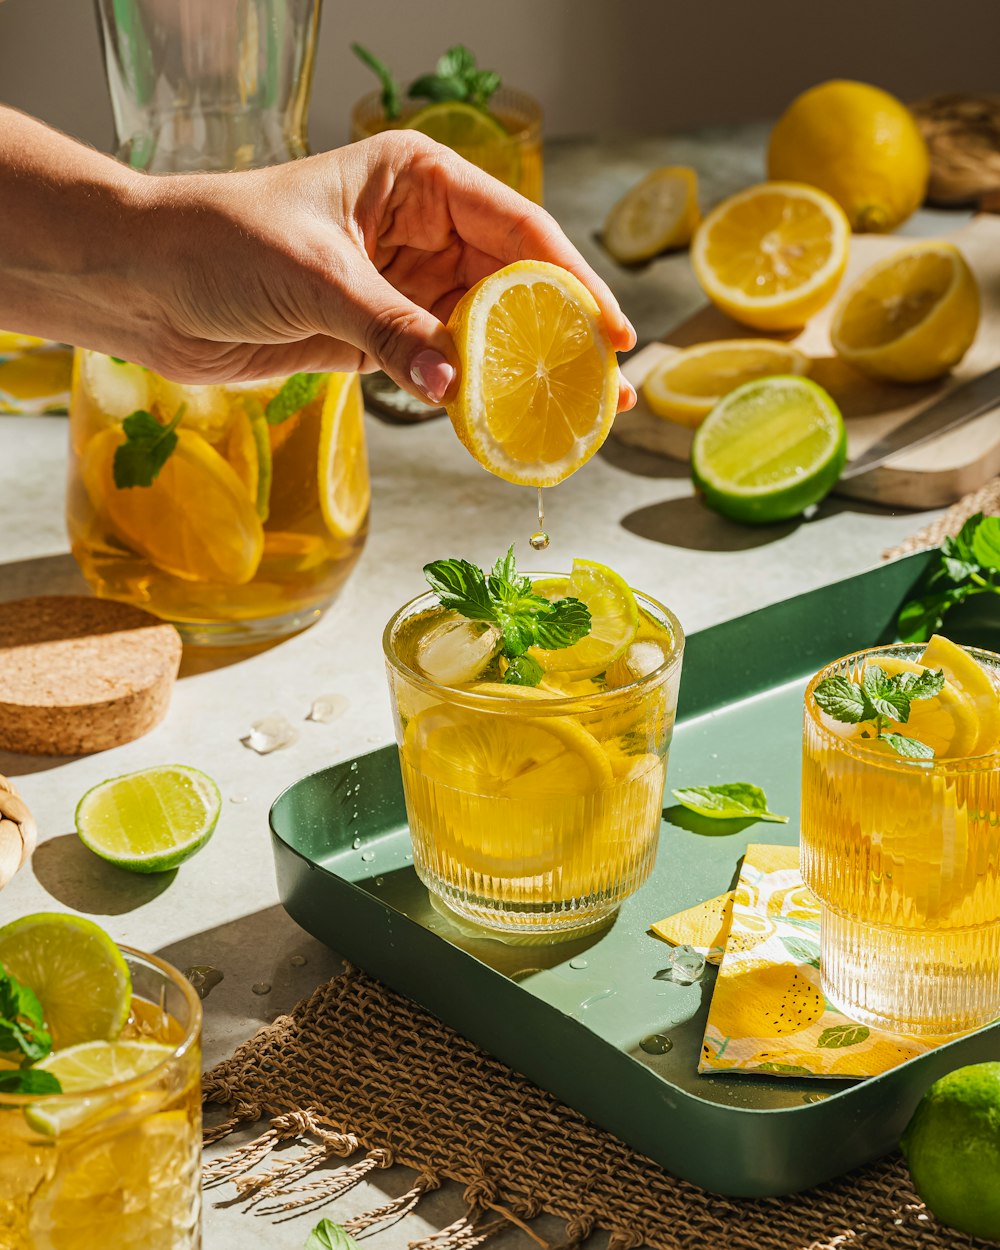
left=0, top=552, right=90, bottom=602
left=0, top=748, right=77, bottom=777
left=32, top=832, right=176, bottom=913
left=599, top=436, right=691, bottom=481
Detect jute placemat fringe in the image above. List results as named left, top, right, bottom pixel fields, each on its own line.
left=883, top=476, right=1000, bottom=560
left=203, top=965, right=984, bottom=1250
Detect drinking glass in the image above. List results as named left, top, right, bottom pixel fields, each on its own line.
left=0, top=947, right=203, bottom=1247
left=801, top=643, right=1000, bottom=1035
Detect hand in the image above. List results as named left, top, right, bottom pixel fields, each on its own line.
left=142, top=131, right=637, bottom=410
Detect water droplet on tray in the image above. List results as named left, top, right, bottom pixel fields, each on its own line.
left=802, top=1092, right=826, bottom=1104
left=241, top=715, right=298, bottom=754
left=290, top=954, right=307, bottom=967
left=306, top=693, right=349, bottom=724
left=251, top=982, right=271, bottom=996
left=349, top=761, right=358, bottom=771
left=352, top=837, right=362, bottom=850
left=361, top=850, right=375, bottom=863
left=184, top=965, right=224, bottom=1000
left=568, top=957, right=589, bottom=970
left=577, top=989, right=616, bottom=1010
left=640, top=1033, right=674, bottom=1055
left=229, top=794, right=248, bottom=805
left=374, top=876, right=384, bottom=886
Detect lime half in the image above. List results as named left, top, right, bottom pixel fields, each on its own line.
left=27, top=1040, right=174, bottom=1136
left=532, top=559, right=640, bottom=677
left=75, top=765, right=221, bottom=875
left=0, top=913, right=131, bottom=1050
left=691, top=375, right=847, bottom=524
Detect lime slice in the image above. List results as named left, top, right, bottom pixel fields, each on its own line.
left=0, top=914, right=131, bottom=1050
left=691, top=375, right=847, bottom=524
left=75, top=765, right=221, bottom=874
left=27, top=1040, right=174, bottom=1136
left=532, top=559, right=640, bottom=677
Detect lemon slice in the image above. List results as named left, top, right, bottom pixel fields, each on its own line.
left=27, top=1041, right=175, bottom=1136
left=531, top=559, right=640, bottom=677
left=76, top=765, right=221, bottom=874
left=319, top=373, right=370, bottom=538
left=603, top=166, right=700, bottom=264
left=691, top=182, right=850, bottom=331
left=224, top=404, right=260, bottom=506
left=0, top=914, right=131, bottom=1050
left=82, top=425, right=264, bottom=584
left=920, top=635, right=1000, bottom=756
left=830, top=242, right=980, bottom=383
left=691, top=376, right=847, bottom=524
left=642, top=339, right=811, bottom=427
left=446, top=261, right=619, bottom=487
left=404, top=101, right=519, bottom=188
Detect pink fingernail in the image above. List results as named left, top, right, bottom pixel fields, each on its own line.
left=410, top=350, right=456, bottom=404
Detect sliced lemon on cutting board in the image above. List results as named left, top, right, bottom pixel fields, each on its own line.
left=830, top=242, right=980, bottom=383
left=446, top=261, right=619, bottom=487
left=920, top=635, right=1000, bottom=756
left=691, top=182, right=850, bottom=331
left=318, top=372, right=370, bottom=538
left=641, top=339, right=811, bottom=427
left=603, top=166, right=700, bottom=264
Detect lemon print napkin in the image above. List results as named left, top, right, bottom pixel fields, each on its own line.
left=657, top=844, right=950, bottom=1078
left=0, top=335, right=73, bottom=415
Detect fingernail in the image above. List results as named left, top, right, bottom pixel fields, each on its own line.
left=623, top=319, right=638, bottom=350
left=410, top=350, right=456, bottom=405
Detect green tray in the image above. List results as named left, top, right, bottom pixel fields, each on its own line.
left=270, top=552, right=1000, bottom=1197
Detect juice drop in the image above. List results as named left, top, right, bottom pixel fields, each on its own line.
left=530, top=486, right=550, bottom=550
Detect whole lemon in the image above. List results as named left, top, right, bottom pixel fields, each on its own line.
left=768, top=80, right=930, bottom=232
left=900, top=1062, right=1000, bottom=1240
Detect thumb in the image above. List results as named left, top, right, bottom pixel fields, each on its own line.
left=336, top=259, right=458, bottom=405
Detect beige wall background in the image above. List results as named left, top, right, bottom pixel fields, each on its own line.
left=0, top=0, right=997, bottom=155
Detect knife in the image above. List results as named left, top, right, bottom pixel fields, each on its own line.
left=838, top=363, right=1000, bottom=480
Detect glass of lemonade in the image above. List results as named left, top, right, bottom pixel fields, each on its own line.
left=67, top=357, right=369, bottom=644
left=384, top=571, right=684, bottom=936
left=0, top=947, right=202, bottom=1248
left=801, top=642, right=1000, bottom=1036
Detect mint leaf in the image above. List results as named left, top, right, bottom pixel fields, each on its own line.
left=0, top=968, right=53, bottom=1066
left=304, top=1219, right=362, bottom=1250
left=423, top=558, right=495, bottom=622
left=0, top=1068, right=62, bottom=1095
left=817, top=1023, right=870, bottom=1049
left=972, top=515, right=1000, bottom=571
left=881, top=732, right=935, bottom=760
left=436, top=45, right=477, bottom=80
left=265, top=372, right=327, bottom=426
left=895, top=668, right=945, bottom=702
left=504, top=654, right=544, bottom=686
left=112, top=406, right=183, bottom=489
left=351, top=44, right=401, bottom=119
left=469, top=69, right=501, bottom=108
left=861, top=665, right=911, bottom=722
left=408, top=74, right=467, bottom=103
left=670, top=783, right=788, bottom=824
left=896, top=513, right=1000, bottom=641
left=532, top=597, right=591, bottom=650
left=814, top=674, right=867, bottom=723
left=500, top=615, right=536, bottom=657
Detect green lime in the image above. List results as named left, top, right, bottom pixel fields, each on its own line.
left=691, top=375, right=847, bottom=524
left=531, top=559, right=640, bottom=677
left=900, top=1061, right=1000, bottom=1240
left=248, top=402, right=273, bottom=521
left=75, top=764, right=221, bottom=874
left=0, top=913, right=131, bottom=1050
left=27, top=1040, right=174, bottom=1135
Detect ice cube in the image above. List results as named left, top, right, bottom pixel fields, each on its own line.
left=154, top=378, right=231, bottom=443
left=654, top=944, right=706, bottom=985
left=81, top=352, right=150, bottom=419
left=241, top=715, right=299, bottom=754
left=414, top=618, right=501, bottom=686
left=607, top=640, right=667, bottom=689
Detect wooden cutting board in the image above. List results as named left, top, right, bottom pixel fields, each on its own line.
left=615, top=215, right=1000, bottom=509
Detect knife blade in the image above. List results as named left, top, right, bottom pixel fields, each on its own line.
left=838, top=363, right=1000, bottom=480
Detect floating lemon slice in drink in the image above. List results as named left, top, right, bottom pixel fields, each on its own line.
left=446, top=261, right=619, bottom=486
left=532, top=559, right=639, bottom=677
left=82, top=425, right=264, bottom=584
left=603, top=166, right=700, bottom=264
left=405, top=101, right=519, bottom=188
left=920, top=635, right=1000, bottom=756
left=319, top=373, right=370, bottom=538
left=641, top=339, right=811, bottom=428
left=830, top=242, right=980, bottom=383
left=691, top=182, right=850, bottom=330
left=0, top=914, right=131, bottom=1050
left=27, top=1041, right=175, bottom=1137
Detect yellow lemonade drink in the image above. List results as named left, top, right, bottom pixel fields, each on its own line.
left=66, top=352, right=370, bottom=644
left=384, top=557, right=684, bottom=934
left=801, top=639, right=1000, bottom=1035
left=351, top=88, right=544, bottom=205
left=0, top=948, right=202, bottom=1249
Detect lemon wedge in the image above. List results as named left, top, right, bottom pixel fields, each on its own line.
left=318, top=372, right=370, bottom=538
left=642, top=339, right=811, bottom=427
left=920, top=635, right=1000, bottom=756
left=830, top=242, right=980, bottom=383
left=691, top=182, right=850, bottom=331
left=446, top=261, right=619, bottom=487
left=603, top=166, right=700, bottom=264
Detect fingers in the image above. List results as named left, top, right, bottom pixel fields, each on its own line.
left=618, top=373, right=637, bottom=413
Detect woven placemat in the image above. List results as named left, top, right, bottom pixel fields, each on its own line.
left=203, top=965, right=983, bottom=1250
left=883, top=477, right=1000, bottom=560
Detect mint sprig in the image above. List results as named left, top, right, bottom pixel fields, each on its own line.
left=0, top=965, right=61, bottom=1094
left=351, top=44, right=401, bottom=120
left=112, top=405, right=185, bottom=489
left=264, top=372, right=328, bottom=426
left=897, top=513, right=1000, bottom=642
left=352, top=43, right=501, bottom=120
left=423, top=547, right=590, bottom=687
left=671, top=783, right=788, bottom=824
left=814, top=663, right=944, bottom=760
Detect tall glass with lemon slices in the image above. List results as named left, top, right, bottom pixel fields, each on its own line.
left=384, top=559, right=684, bottom=935
left=801, top=637, right=1000, bottom=1035
left=0, top=925, right=202, bottom=1248
left=67, top=359, right=369, bottom=643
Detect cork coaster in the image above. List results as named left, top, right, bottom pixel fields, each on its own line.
left=0, top=597, right=182, bottom=756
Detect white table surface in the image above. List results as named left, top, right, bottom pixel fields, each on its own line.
left=0, top=126, right=965, bottom=1249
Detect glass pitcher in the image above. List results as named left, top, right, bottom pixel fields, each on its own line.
left=67, top=0, right=369, bottom=645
